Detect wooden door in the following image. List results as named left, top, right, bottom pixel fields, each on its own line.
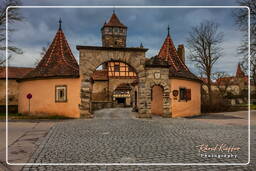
left=151, top=85, right=164, bottom=115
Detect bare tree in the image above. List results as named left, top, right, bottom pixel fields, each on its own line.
left=214, top=72, right=233, bottom=97
left=187, top=20, right=223, bottom=105
left=234, top=0, right=256, bottom=87
left=34, top=43, right=49, bottom=66
left=0, top=0, right=23, bottom=66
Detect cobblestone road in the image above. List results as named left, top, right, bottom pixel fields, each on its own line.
left=23, top=108, right=255, bottom=170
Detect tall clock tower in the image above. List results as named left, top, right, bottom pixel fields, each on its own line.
left=101, top=11, right=127, bottom=48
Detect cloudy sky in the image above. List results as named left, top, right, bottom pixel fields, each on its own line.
left=8, top=0, right=248, bottom=76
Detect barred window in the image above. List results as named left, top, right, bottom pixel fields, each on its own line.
left=55, top=85, right=67, bottom=102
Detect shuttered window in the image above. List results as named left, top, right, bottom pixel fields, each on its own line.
left=179, top=88, right=191, bottom=101
left=186, top=89, right=191, bottom=101
left=179, top=88, right=186, bottom=100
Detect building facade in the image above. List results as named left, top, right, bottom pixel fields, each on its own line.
left=0, top=67, right=33, bottom=113
left=18, top=12, right=202, bottom=118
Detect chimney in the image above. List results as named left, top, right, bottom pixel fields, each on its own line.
left=177, top=44, right=185, bottom=63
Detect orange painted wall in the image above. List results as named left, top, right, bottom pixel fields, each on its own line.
left=0, top=79, right=19, bottom=105
left=18, top=78, right=80, bottom=118
left=151, top=85, right=164, bottom=115
left=170, top=79, right=201, bottom=117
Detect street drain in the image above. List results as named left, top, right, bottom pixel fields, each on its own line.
left=120, top=157, right=136, bottom=163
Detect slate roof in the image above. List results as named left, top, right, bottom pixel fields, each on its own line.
left=156, top=29, right=201, bottom=82
left=21, top=21, right=79, bottom=81
left=102, top=12, right=127, bottom=28
left=0, top=67, right=34, bottom=79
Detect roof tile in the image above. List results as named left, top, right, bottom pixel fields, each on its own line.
left=103, top=12, right=127, bottom=28
left=22, top=27, right=79, bottom=80
left=0, top=67, right=33, bottom=79
left=157, top=31, right=201, bottom=82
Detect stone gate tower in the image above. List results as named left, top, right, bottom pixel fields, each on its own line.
left=101, top=11, right=127, bottom=47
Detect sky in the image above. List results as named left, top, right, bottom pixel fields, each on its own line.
left=7, top=0, right=249, bottom=76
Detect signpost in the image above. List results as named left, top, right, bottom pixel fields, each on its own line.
left=26, top=93, right=32, bottom=113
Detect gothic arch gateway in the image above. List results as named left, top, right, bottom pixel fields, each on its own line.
left=77, top=46, right=150, bottom=118
left=75, top=11, right=201, bottom=118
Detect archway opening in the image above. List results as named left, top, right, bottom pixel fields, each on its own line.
left=151, top=85, right=164, bottom=115
left=113, top=83, right=132, bottom=107
left=90, top=60, right=138, bottom=111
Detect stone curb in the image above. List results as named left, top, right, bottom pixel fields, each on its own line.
left=21, top=125, right=56, bottom=170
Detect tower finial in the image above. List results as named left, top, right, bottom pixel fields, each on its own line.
left=59, top=18, right=62, bottom=30
left=140, top=42, right=144, bottom=48
left=167, top=25, right=170, bottom=36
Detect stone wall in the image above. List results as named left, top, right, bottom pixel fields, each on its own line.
left=91, top=81, right=109, bottom=101
left=144, top=67, right=171, bottom=117
left=0, top=79, right=19, bottom=106
left=91, top=101, right=113, bottom=111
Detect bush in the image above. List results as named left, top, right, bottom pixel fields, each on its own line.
left=201, top=92, right=231, bottom=113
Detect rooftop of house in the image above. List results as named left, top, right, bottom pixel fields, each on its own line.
left=18, top=13, right=201, bottom=83
left=102, top=11, right=127, bottom=28
left=0, top=66, right=34, bottom=79
left=20, top=19, right=79, bottom=81
left=156, top=26, right=201, bottom=82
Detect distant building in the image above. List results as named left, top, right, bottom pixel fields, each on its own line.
left=0, top=67, right=33, bottom=113
left=201, top=63, right=254, bottom=104
left=17, top=12, right=202, bottom=118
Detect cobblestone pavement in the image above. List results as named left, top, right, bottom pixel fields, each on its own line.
left=22, top=108, right=255, bottom=170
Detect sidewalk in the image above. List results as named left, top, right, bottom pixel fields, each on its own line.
left=0, top=121, right=55, bottom=171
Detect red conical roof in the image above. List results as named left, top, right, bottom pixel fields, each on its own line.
left=103, top=12, right=127, bottom=28
left=157, top=29, right=200, bottom=82
left=22, top=24, right=79, bottom=80
left=158, top=32, right=188, bottom=72
left=236, top=63, right=245, bottom=78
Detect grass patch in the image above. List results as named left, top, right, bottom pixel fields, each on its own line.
left=0, top=113, right=73, bottom=120
left=251, top=105, right=256, bottom=110
left=231, top=104, right=256, bottom=110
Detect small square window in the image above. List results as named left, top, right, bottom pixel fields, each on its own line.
left=55, top=85, right=67, bottom=102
